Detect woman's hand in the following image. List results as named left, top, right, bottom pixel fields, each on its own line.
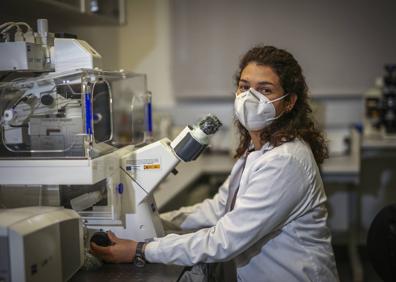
left=90, top=230, right=137, bottom=263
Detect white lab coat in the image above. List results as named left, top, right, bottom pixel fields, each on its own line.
left=145, top=139, right=339, bottom=282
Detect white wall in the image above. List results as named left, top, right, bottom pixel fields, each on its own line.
left=169, top=0, right=396, bottom=99
left=118, top=0, right=175, bottom=108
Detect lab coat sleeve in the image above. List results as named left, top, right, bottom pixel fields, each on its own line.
left=145, top=154, right=309, bottom=265
left=160, top=176, right=230, bottom=230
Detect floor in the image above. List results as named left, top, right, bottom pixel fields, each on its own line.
left=334, top=245, right=382, bottom=282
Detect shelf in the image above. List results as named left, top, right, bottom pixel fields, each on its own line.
left=0, top=0, right=125, bottom=26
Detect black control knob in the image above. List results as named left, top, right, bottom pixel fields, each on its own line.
left=40, top=94, right=54, bottom=106
left=90, top=231, right=112, bottom=247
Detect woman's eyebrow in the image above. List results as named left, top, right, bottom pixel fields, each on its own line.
left=239, top=79, right=276, bottom=87
left=239, top=79, right=275, bottom=86
left=257, top=81, right=275, bottom=86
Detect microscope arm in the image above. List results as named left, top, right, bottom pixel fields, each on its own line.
left=120, top=114, right=222, bottom=204
left=120, top=138, right=180, bottom=205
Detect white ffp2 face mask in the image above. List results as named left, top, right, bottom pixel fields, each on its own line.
left=234, top=88, right=289, bottom=131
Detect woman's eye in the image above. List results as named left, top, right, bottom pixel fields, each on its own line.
left=257, top=88, right=272, bottom=95
left=238, top=85, right=249, bottom=92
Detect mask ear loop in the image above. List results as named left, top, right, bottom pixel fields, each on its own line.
left=266, top=93, right=289, bottom=104
left=266, top=93, right=290, bottom=121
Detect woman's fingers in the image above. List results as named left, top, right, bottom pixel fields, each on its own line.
left=90, top=242, right=116, bottom=262
left=90, top=233, right=136, bottom=263
left=90, top=242, right=111, bottom=255
left=107, top=230, right=119, bottom=244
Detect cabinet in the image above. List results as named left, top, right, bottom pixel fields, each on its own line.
left=41, top=0, right=125, bottom=24
left=0, top=0, right=126, bottom=25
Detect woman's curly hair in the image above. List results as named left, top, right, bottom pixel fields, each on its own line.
left=234, top=45, right=328, bottom=164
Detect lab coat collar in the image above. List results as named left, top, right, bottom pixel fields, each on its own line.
left=259, top=142, right=274, bottom=153
left=245, top=142, right=274, bottom=158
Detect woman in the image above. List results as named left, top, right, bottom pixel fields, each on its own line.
left=91, top=45, right=339, bottom=281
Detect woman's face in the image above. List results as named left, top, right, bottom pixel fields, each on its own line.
left=236, top=62, right=290, bottom=116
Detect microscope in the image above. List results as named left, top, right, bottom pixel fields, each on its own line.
left=381, top=65, right=396, bottom=135
left=0, top=19, right=222, bottom=281
left=364, top=64, right=396, bottom=137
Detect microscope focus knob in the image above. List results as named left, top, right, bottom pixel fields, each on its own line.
left=90, top=231, right=112, bottom=247
left=40, top=94, right=54, bottom=106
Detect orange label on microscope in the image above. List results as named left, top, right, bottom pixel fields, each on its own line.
left=126, top=158, right=161, bottom=171
left=144, top=164, right=161, bottom=169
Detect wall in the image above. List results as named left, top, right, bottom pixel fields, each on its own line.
left=169, top=0, right=396, bottom=99
left=73, top=0, right=176, bottom=108
left=119, top=0, right=175, bottom=108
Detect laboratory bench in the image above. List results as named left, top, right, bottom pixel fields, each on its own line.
left=71, top=263, right=184, bottom=282
left=362, top=133, right=396, bottom=150
left=154, top=151, right=361, bottom=209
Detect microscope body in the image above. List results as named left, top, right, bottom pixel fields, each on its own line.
left=89, top=139, right=179, bottom=241
left=91, top=116, right=222, bottom=241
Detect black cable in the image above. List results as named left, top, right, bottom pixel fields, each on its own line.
left=8, top=124, right=28, bottom=128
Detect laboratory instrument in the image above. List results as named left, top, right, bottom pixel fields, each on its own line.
left=364, top=64, right=396, bottom=137
left=0, top=18, right=222, bottom=281
left=0, top=19, right=53, bottom=73
left=0, top=206, right=83, bottom=282
left=381, top=65, right=396, bottom=134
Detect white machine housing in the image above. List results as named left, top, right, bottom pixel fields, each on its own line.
left=0, top=19, right=101, bottom=74
left=0, top=42, right=51, bottom=72
left=0, top=19, right=54, bottom=73
left=0, top=206, right=83, bottom=282
left=54, top=38, right=102, bottom=73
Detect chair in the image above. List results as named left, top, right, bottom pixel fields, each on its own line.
left=367, top=203, right=396, bottom=282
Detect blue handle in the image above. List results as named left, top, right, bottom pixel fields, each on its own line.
left=85, top=93, right=92, bottom=135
